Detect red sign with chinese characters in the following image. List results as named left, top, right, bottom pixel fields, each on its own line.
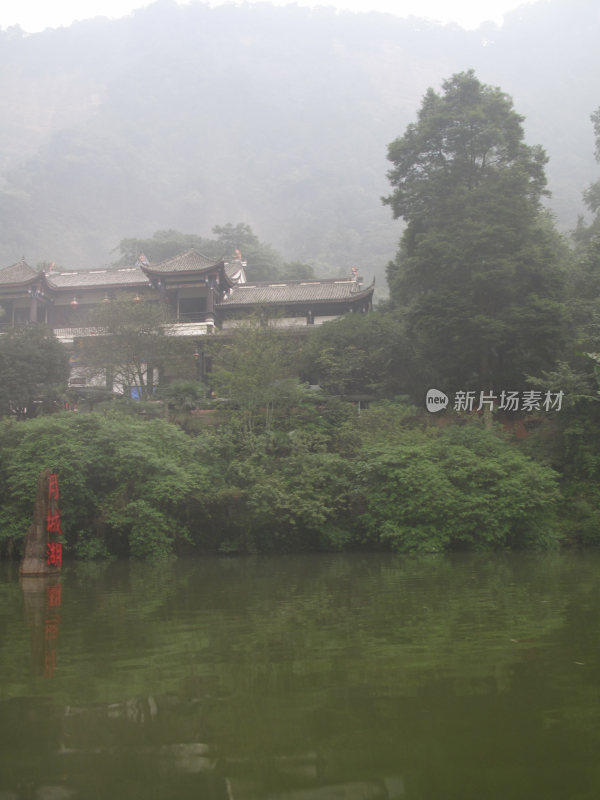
left=46, top=541, right=62, bottom=567
left=48, top=473, right=59, bottom=501
left=45, top=472, right=62, bottom=568
left=46, top=509, right=62, bottom=535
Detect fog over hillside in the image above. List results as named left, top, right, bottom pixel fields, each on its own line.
left=0, top=0, right=598, bottom=283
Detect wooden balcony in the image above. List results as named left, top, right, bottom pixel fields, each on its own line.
left=52, top=326, right=107, bottom=343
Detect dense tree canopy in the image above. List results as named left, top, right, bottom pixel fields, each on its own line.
left=299, top=312, right=410, bottom=398
left=582, top=107, right=600, bottom=219
left=384, top=71, right=548, bottom=225
left=383, top=71, right=568, bottom=395
left=360, top=425, right=559, bottom=552
left=0, top=401, right=562, bottom=559
left=572, top=106, right=600, bottom=290
left=208, top=317, right=307, bottom=435
left=521, top=107, right=600, bottom=545
left=0, top=412, right=209, bottom=559
left=0, top=325, right=69, bottom=419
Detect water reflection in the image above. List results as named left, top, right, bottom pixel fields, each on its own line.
left=1, top=553, right=600, bottom=799
left=20, top=577, right=62, bottom=678
left=56, top=694, right=404, bottom=799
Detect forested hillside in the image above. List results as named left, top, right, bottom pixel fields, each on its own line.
left=0, top=0, right=598, bottom=280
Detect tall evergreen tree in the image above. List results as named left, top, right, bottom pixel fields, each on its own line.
left=0, top=325, right=69, bottom=419
left=572, top=106, right=600, bottom=300
left=383, top=70, right=567, bottom=394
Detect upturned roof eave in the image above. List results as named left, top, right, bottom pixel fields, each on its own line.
left=0, top=263, right=41, bottom=289
left=140, top=249, right=226, bottom=277
left=0, top=277, right=41, bottom=290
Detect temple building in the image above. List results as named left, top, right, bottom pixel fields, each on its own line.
left=0, top=249, right=374, bottom=389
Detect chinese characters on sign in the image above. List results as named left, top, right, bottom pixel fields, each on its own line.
left=46, top=509, right=62, bottom=535
left=426, top=389, right=564, bottom=413
left=48, top=472, right=59, bottom=500
left=46, top=540, right=62, bottom=566
left=45, top=472, right=62, bottom=568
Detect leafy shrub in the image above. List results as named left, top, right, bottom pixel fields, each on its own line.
left=359, top=425, right=560, bottom=552
left=0, top=412, right=208, bottom=559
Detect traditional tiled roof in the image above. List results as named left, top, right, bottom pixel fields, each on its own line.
left=0, top=259, right=38, bottom=286
left=142, top=249, right=222, bottom=274
left=45, top=266, right=150, bottom=290
left=0, top=252, right=373, bottom=319
left=217, top=279, right=374, bottom=308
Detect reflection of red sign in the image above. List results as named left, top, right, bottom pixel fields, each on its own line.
left=43, top=583, right=62, bottom=678
left=48, top=473, right=60, bottom=501
left=46, top=541, right=62, bottom=568
left=44, top=649, right=56, bottom=678
left=44, top=616, right=60, bottom=640
left=46, top=584, right=62, bottom=608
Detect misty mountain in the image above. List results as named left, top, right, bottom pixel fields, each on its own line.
left=0, top=0, right=598, bottom=284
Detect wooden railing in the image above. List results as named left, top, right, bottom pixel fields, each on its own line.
left=175, top=311, right=213, bottom=323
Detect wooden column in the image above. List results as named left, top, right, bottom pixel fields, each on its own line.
left=29, top=295, right=38, bottom=323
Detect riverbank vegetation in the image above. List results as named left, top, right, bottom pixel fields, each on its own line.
left=0, top=398, right=562, bottom=560
left=1, top=71, right=600, bottom=559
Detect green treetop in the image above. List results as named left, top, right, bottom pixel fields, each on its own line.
left=383, top=70, right=567, bottom=394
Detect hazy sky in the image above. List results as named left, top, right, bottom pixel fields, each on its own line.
left=2, top=0, right=536, bottom=34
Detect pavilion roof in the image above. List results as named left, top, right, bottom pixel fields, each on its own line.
left=142, top=248, right=223, bottom=275
left=0, top=259, right=38, bottom=286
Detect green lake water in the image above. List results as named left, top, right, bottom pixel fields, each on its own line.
left=1, top=552, right=599, bottom=799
